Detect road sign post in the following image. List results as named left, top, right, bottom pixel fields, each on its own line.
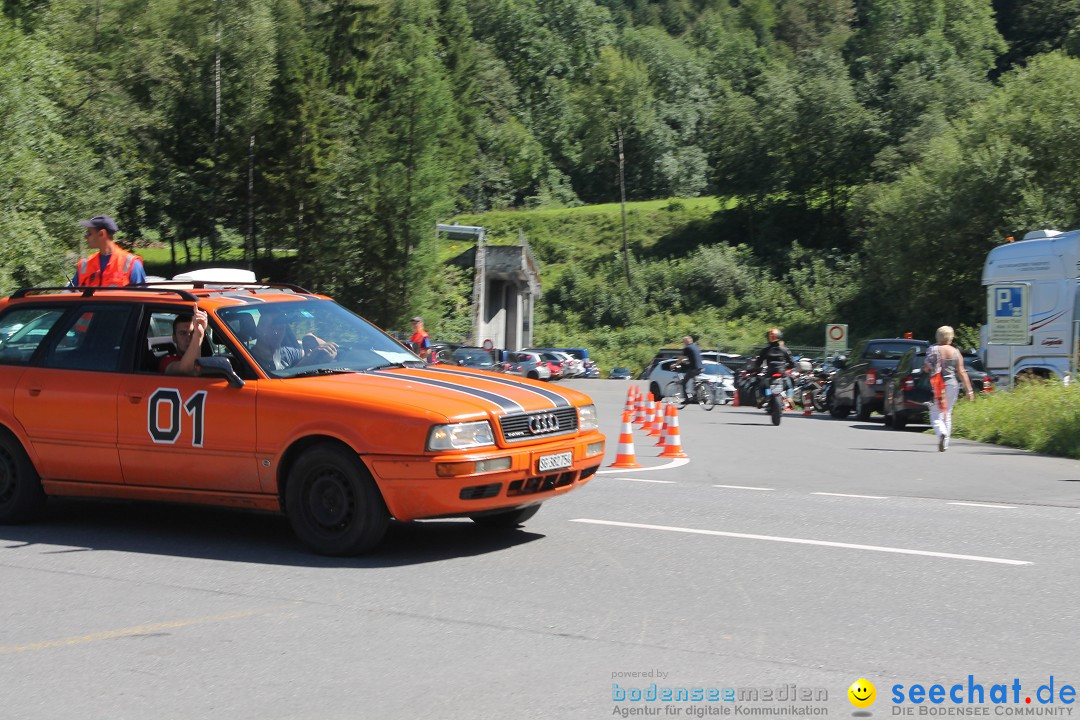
left=825, top=324, right=848, bottom=354
left=987, top=284, right=1030, bottom=345
left=987, top=284, right=1030, bottom=391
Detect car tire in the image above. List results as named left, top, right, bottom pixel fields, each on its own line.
left=471, top=504, right=540, bottom=528
left=0, top=430, right=46, bottom=524
left=883, top=412, right=894, bottom=427
left=650, top=382, right=662, bottom=401
left=285, top=442, right=389, bottom=556
left=893, top=413, right=908, bottom=430
left=854, top=389, right=872, bottom=421
left=527, top=371, right=539, bottom=379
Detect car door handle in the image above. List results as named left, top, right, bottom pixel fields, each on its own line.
left=125, top=393, right=143, bottom=404
left=27, top=387, right=41, bottom=397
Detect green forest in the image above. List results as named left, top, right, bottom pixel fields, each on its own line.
left=3, top=0, right=1080, bottom=369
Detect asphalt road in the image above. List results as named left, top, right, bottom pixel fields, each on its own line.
left=2, top=379, right=1079, bottom=719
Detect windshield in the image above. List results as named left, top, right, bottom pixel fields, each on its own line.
left=702, top=362, right=732, bottom=376
left=218, top=299, right=422, bottom=378
left=454, top=349, right=494, bottom=364
left=866, top=342, right=926, bottom=360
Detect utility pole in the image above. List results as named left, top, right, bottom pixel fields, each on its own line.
left=617, top=126, right=631, bottom=287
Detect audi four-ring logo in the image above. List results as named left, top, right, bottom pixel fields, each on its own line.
left=528, top=413, right=561, bottom=434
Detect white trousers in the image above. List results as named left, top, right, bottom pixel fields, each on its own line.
left=929, top=383, right=960, bottom=440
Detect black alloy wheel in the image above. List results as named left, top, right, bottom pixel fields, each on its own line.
left=0, top=432, right=46, bottom=524
left=286, top=443, right=389, bottom=556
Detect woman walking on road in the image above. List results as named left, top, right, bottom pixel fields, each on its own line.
left=924, top=325, right=974, bottom=452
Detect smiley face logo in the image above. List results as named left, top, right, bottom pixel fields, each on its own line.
left=848, top=678, right=876, bottom=708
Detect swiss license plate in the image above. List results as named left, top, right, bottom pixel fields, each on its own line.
left=538, top=451, right=573, bottom=473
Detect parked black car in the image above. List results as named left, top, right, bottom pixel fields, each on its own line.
left=882, top=348, right=992, bottom=429
left=830, top=338, right=929, bottom=420
left=449, top=346, right=498, bottom=370
left=609, top=367, right=633, bottom=380
left=430, top=341, right=464, bottom=364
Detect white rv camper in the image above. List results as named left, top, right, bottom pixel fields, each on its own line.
left=981, top=228, right=1080, bottom=384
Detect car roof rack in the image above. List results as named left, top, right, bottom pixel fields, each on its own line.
left=12, top=286, right=199, bottom=301
left=139, top=281, right=313, bottom=294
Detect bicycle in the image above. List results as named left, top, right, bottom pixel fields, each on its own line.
left=663, top=376, right=717, bottom=410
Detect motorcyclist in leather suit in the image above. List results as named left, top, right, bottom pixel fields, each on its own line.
left=750, top=328, right=795, bottom=405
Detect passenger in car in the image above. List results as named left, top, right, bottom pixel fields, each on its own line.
left=160, top=307, right=208, bottom=375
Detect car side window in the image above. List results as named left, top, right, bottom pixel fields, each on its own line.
left=0, top=308, right=66, bottom=365
left=43, top=304, right=133, bottom=372
left=141, top=310, right=183, bottom=372
left=137, top=307, right=258, bottom=380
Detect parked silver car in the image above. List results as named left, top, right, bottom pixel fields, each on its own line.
left=645, top=358, right=735, bottom=403
left=524, top=348, right=584, bottom=378
left=503, top=351, right=552, bottom=380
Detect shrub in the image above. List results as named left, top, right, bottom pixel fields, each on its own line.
left=952, top=380, right=1080, bottom=459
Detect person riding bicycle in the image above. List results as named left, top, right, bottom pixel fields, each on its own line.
left=672, top=335, right=704, bottom=401
left=749, top=328, right=795, bottom=405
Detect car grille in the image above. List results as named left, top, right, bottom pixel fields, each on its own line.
left=499, top=407, right=579, bottom=443
left=459, top=483, right=502, bottom=500
left=508, top=472, right=576, bottom=496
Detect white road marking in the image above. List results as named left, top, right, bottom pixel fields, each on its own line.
left=812, top=492, right=890, bottom=499
left=610, top=477, right=676, bottom=484
left=597, top=457, right=690, bottom=475
left=713, top=485, right=774, bottom=491
left=570, top=519, right=1032, bottom=565
left=948, top=502, right=1017, bottom=509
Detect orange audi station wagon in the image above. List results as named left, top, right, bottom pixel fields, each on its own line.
left=0, top=283, right=604, bottom=555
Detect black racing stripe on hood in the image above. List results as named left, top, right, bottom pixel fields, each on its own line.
left=424, top=367, right=571, bottom=408
left=371, top=370, right=523, bottom=412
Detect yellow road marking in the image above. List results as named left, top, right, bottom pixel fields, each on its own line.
left=0, top=604, right=291, bottom=655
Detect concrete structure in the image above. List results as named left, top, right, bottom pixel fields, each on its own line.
left=436, top=224, right=541, bottom=349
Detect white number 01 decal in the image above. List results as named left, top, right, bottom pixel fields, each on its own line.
left=148, top=389, right=207, bottom=447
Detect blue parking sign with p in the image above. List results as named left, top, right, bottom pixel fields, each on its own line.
left=995, top=286, right=1023, bottom=317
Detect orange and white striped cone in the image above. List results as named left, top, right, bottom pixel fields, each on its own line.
left=639, top=398, right=655, bottom=429
left=732, top=383, right=741, bottom=407
left=654, top=402, right=669, bottom=445
left=624, top=385, right=637, bottom=414
left=648, top=400, right=665, bottom=437
left=802, top=390, right=813, bottom=417
left=659, top=404, right=688, bottom=458
left=634, top=389, right=647, bottom=424
left=608, top=410, right=643, bottom=468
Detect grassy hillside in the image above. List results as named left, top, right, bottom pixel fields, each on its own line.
left=446, top=197, right=731, bottom=281
left=443, top=196, right=857, bottom=375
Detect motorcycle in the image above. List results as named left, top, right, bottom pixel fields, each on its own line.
left=754, top=370, right=790, bottom=426
left=791, top=360, right=834, bottom=414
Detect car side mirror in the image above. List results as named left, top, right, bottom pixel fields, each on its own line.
left=834, top=356, right=847, bottom=369
left=196, top=356, right=245, bottom=388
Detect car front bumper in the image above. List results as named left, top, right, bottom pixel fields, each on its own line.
left=367, top=432, right=605, bottom=521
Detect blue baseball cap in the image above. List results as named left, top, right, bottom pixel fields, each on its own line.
left=79, top=215, right=118, bottom=234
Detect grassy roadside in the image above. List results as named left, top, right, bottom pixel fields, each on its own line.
left=952, top=381, right=1080, bottom=459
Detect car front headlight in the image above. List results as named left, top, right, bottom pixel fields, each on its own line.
left=427, top=421, right=496, bottom=451
left=578, top=404, right=599, bottom=431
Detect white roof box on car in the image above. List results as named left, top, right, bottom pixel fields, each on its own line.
left=1022, top=229, right=1063, bottom=241
left=172, top=268, right=257, bottom=283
